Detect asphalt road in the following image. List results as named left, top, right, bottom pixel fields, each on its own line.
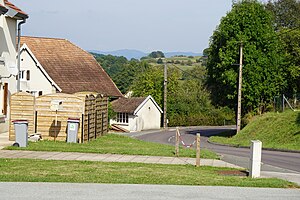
left=1, top=182, right=299, bottom=200
left=136, top=126, right=300, bottom=173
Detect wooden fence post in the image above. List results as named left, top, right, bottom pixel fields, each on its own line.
left=95, top=110, right=97, bottom=139
left=196, top=133, right=201, bottom=167
left=88, top=113, right=90, bottom=142
left=175, top=127, right=180, bottom=157
left=81, top=114, right=84, bottom=143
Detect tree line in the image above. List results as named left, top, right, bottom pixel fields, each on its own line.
left=94, top=0, right=299, bottom=126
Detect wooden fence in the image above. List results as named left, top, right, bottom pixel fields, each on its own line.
left=9, top=92, right=35, bottom=140
left=9, top=92, right=108, bottom=142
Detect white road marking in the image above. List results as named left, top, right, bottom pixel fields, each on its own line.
left=168, top=136, right=175, bottom=143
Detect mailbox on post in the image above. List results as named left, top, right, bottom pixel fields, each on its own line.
left=50, top=100, right=63, bottom=126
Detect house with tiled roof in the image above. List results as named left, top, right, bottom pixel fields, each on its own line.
left=19, top=36, right=122, bottom=97
left=0, top=0, right=28, bottom=133
left=110, top=95, right=162, bottom=132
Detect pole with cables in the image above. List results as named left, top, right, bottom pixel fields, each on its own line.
left=163, top=62, right=167, bottom=129
left=237, top=42, right=243, bottom=133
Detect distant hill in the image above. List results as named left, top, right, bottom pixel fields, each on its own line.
left=89, top=49, right=147, bottom=60
left=164, top=52, right=202, bottom=58
left=89, top=49, right=202, bottom=60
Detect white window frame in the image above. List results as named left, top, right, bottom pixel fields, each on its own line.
left=19, top=70, right=26, bottom=81
left=116, top=112, right=129, bottom=124
left=19, top=70, right=30, bottom=81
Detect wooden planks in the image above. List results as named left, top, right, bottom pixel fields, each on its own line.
left=35, top=93, right=84, bottom=141
left=9, top=92, right=109, bottom=143
left=9, top=92, right=34, bottom=140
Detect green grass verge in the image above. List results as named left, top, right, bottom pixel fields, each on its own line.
left=5, top=134, right=218, bottom=159
left=209, top=111, right=300, bottom=151
left=0, top=158, right=296, bottom=188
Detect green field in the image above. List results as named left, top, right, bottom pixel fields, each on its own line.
left=5, top=134, right=218, bottom=159
left=209, top=111, right=300, bottom=151
left=0, top=158, right=296, bottom=188
left=143, top=55, right=204, bottom=71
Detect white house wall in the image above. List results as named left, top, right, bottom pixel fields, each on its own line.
left=135, top=99, right=161, bottom=130
left=0, top=12, right=17, bottom=133
left=110, top=98, right=161, bottom=132
left=20, top=49, right=56, bottom=95
left=110, top=115, right=138, bottom=132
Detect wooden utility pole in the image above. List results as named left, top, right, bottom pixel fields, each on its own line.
left=196, top=133, right=201, bottom=167
left=237, top=43, right=243, bottom=133
left=163, top=63, right=167, bottom=129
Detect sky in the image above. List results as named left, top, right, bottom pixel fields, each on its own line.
left=12, top=0, right=233, bottom=53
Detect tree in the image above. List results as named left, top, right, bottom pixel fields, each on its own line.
left=157, top=58, right=163, bottom=64
left=206, top=0, right=285, bottom=114
left=202, top=48, right=210, bottom=57
left=266, top=0, right=300, bottom=30
left=279, top=29, right=300, bottom=97
left=131, top=66, right=164, bottom=106
left=148, top=51, right=165, bottom=58
left=94, top=54, right=150, bottom=94
left=266, top=0, right=300, bottom=97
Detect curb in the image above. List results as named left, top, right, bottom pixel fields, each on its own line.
left=207, top=140, right=300, bottom=154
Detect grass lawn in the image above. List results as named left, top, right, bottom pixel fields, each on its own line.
left=0, top=158, right=296, bottom=188
left=209, top=111, right=300, bottom=151
left=5, top=134, right=218, bottom=159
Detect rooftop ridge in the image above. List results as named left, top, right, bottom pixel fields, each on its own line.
left=21, top=35, right=67, bottom=41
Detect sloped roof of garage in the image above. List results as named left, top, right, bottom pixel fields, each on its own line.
left=112, top=95, right=163, bottom=114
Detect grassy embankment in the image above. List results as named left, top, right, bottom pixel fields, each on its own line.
left=209, top=111, right=300, bottom=151
left=0, top=158, right=296, bottom=188
left=5, top=134, right=218, bottom=159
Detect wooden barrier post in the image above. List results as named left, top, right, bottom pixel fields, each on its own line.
left=95, top=110, right=97, bottom=139
left=175, top=127, right=180, bottom=157
left=196, top=133, right=201, bottom=167
left=87, top=113, right=90, bottom=142
left=81, top=114, right=84, bottom=143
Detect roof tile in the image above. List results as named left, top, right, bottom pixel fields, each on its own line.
left=112, top=97, right=147, bottom=113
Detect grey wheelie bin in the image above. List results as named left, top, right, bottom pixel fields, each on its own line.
left=67, top=118, right=80, bottom=143
left=12, top=120, right=28, bottom=147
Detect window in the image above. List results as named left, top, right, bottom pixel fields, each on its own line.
left=117, top=113, right=128, bottom=124
left=19, top=70, right=25, bottom=80
left=26, top=70, right=30, bottom=80
left=18, top=70, right=30, bottom=81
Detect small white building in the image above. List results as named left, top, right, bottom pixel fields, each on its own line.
left=110, top=95, right=163, bottom=132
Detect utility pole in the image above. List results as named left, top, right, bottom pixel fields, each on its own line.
left=163, top=62, right=167, bottom=129
left=237, top=42, right=243, bottom=133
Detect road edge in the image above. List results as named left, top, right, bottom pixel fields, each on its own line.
left=207, top=139, right=300, bottom=153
